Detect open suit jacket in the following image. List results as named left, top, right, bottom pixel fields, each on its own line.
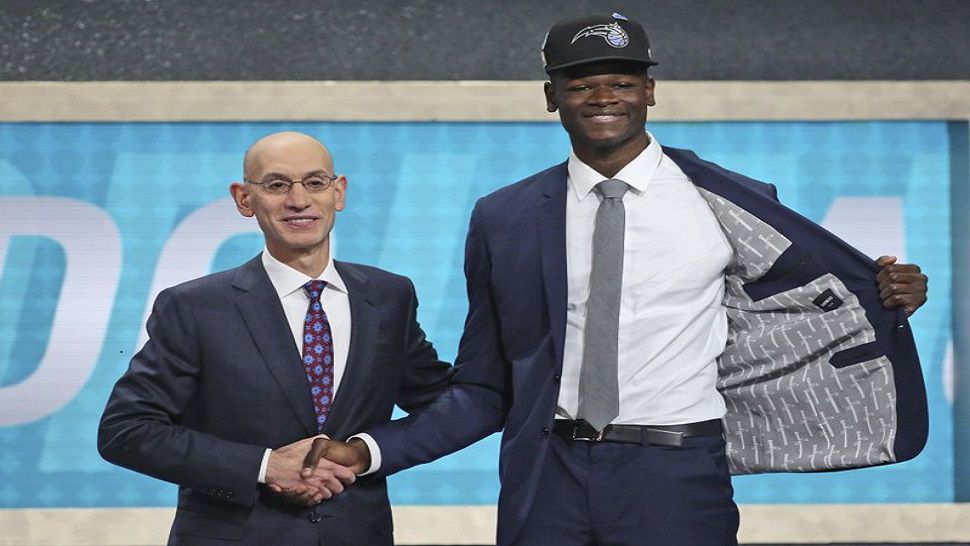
left=365, top=147, right=929, bottom=546
left=98, top=256, right=452, bottom=546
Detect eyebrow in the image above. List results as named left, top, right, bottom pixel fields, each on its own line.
left=259, top=169, right=332, bottom=181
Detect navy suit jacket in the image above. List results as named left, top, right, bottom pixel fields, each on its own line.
left=365, top=147, right=928, bottom=545
left=99, top=255, right=452, bottom=545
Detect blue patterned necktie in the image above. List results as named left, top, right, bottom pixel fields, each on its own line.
left=302, top=280, right=335, bottom=432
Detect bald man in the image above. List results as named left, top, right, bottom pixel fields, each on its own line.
left=99, top=132, right=453, bottom=545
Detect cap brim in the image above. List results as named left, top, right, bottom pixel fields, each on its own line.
left=545, top=55, right=658, bottom=74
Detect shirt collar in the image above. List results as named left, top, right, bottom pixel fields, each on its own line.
left=567, top=131, right=663, bottom=201
left=261, top=249, right=348, bottom=299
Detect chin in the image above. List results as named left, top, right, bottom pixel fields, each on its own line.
left=585, top=135, right=635, bottom=150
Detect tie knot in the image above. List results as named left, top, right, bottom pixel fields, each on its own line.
left=303, top=280, right=327, bottom=301
left=595, top=179, right=628, bottom=200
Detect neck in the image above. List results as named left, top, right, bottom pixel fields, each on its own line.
left=573, top=132, right=650, bottom=179
left=267, top=244, right=330, bottom=278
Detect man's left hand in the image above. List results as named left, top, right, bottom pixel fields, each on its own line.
left=876, top=255, right=928, bottom=316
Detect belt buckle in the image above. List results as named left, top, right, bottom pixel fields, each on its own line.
left=571, top=420, right=605, bottom=442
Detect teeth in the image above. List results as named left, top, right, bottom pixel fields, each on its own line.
left=286, top=218, right=315, bottom=225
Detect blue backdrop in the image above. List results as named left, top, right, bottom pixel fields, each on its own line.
left=0, top=121, right=955, bottom=508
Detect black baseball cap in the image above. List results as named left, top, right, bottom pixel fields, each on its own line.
left=541, top=12, right=657, bottom=74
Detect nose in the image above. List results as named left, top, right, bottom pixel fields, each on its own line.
left=588, top=85, right=618, bottom=105
left=284, top=182, right=312, bottom=209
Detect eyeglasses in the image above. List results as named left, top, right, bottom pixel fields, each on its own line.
left=245, top=173, right=338, bottom=195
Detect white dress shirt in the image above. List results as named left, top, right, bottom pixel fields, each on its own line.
left=559, top=133, right=733, bottom=425
left=261, top=250, right=351, bottom=382
left=365, top=134, right=733, bottom=474
left=256, top=249, right=354, bottom=482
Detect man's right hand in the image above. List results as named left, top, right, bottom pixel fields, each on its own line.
left=301, top=437, right=371, bottom=478
left=265, top=437, right=356, bottom=506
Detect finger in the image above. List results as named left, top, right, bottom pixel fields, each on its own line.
left=314, top=466, right=349, bottom=492
left=880, top=283, right=901, bottom=301
left=876, top=259, right=922, bottom=282
left=879, top=270, right=928, bottom=289
left=268, top=484, right=282, bottom=494
left=292, top=491, right=318, bottom=507
left=305, top=489, right=325, bottom=504
left=882, top=265, right=924, bottom=280
left=876, top=255, right=897, bottom=267
left=304, top=471, right=347, bottom=496
left=303, top=471, right=340, bottom=492
left=322, top=476, right=345, bottom=495
left=301, top=437, right=329, bottom=478
left=881, top=293, right=921, bottom=310
left=287, top=483, right=310, bottom=496
left=880, top=280, right=928, bottom=301
left=316, top=458, right=357, bottom=484
left=879, top=268, right=923, bottom=287
left=886, top=263, right=922, bottom=274
left=882, top=271, right=927, bottom=285
left=907, top=293, right=928, bottom=315
left=275, top=485, right=312, bottom=505
left=293, top=481, right=331, bottom=501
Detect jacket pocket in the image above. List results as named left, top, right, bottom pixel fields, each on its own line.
left=171, top=494, right=250, bottom=540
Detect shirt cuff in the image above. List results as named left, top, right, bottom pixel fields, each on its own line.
left=257, top=448, right=272, bottom=484
left=349, top=433, right=381, bottom=475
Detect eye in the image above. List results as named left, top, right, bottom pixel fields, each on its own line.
left=303, top=177, right=330, bottom=191
left=264, top=179, right=291, bottom=193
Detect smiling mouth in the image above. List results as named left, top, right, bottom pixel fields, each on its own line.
left=282, top=217, right=319, bottom=227
left=586, top=113, right=626, bottom=122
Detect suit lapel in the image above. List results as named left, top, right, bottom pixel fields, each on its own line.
left=323, top=261, right=379, bottom=438
left=233, top=256, right=317, bottom=436
left=537, top=163, right=569, bottom=365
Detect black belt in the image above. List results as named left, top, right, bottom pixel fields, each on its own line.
left=552, top=418, right=722, bottom=447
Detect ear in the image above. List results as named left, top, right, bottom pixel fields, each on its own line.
left=333, top=175, right=348, bottom=212
left=230, top=181, right=255, bottom=217
left=645, top=76, right=657, bottom=107
left=543, top=81, right=558, bottom=112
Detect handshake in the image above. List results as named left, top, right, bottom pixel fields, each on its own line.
left=264, top=436, right=371, bottom=506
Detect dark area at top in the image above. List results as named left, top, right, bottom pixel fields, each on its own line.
left=1, top=0, right=967, bottom=81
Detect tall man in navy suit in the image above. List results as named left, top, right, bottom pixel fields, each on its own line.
left=98, top=131, right=453, bottom=545
left=308, top=13, right=930, bottom=546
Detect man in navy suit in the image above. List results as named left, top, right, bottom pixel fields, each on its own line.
left=98, top=131, right=453, bottom=545
left=308, top=13, right=930, bottom=546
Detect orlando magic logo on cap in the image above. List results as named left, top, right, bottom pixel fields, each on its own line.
left=541, top=12, right=657, bottom=73
left=571, top=22, right=630, bottom=48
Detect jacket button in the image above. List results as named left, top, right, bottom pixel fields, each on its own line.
left=308, top=510, right=322, bottom=523
left=554, top=374, right=561, bottom=381
left=541, top=427, right=550, bottom=436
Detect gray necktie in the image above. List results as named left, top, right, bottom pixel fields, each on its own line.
left=578, top=178, right=628, bottom=432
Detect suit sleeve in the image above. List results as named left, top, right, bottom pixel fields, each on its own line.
left=364, top=202, right=508, bottom=475
left=97, top=288, right=266, bottom=507
left=393, top=278, right=456, bottom=412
